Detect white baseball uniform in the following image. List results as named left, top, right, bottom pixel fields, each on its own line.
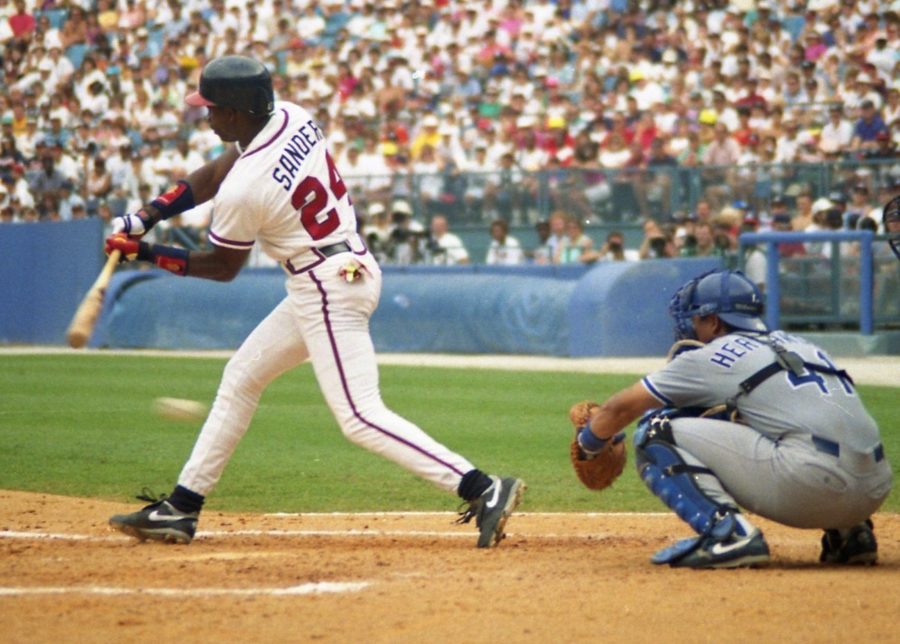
left=177, top=101, right=475, bottom=495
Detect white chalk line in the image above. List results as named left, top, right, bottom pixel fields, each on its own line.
left=0, top=513, right=669, bottom=543
left=0, top=528, right=622, bottom=542
left=263, top=511, right=669, bottom=517
left=0, top=581, right=370, bottom=598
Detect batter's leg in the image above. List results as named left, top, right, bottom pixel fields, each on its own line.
left=178, top=298, right=310, bottom=495
left=299, top=267, right=475, bottom=493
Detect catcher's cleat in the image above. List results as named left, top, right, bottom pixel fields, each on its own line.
left=109, top=498, right=198, bottom=544
left=457, top=476, right=525, bottom=548
left=657, top=529, right=770, bottom=569
left=820, top=519, right=877, bottom=565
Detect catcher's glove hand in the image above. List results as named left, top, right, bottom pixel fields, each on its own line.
left=567, top=400, right=627, bottom=491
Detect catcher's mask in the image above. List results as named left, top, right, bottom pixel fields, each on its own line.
left=668, top=269, right=767, bottom=340
left=885, top=194, right=900, bottom=261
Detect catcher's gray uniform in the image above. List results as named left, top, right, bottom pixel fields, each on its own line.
left=642, top=330, right=892, bottom=529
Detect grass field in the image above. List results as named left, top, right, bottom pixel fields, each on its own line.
left=1, top=353, right=897, bottom=513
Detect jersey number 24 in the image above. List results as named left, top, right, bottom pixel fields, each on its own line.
left=290, top=151, right=350, bottom=240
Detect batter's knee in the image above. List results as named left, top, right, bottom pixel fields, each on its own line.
left=221, top=353, right=268, bottom=399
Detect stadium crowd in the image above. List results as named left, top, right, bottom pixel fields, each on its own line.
left=0, top=0, right=897, bottom=267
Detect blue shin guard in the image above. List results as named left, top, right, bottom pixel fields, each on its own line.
left=635, top=417, right=738, bottom=564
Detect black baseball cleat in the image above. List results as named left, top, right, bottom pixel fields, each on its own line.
left=457, top=476, right=526, bottom=548
left=820, top=519, right=878, bottom=565
left=652, top=528, right=770, bottom=569
left=109, top=498, right=198, bottom=544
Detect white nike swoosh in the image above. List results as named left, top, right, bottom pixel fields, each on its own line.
left=710, top=539, right=750, bottom=556
left=485, top=480, right=503, bottom=509
left=147, top=510, right=184, bottom=523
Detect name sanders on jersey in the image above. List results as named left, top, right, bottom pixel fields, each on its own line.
left=271, top=118, right=325, bottom=192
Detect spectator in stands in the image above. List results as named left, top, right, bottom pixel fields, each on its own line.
left=791, top=191, right=815, bottom=232
left=483, top=151, right=525, bottom=225
left=0, top=204, right=15, bottom=224
left=639, top=218, right=671, bottom=260
left=411, top=144, right=445, bottom=218
left=84, top=155, right=112, bottom=215
left=427, top=214, right=469, bottom=266
left=529, top=219, right=552, bottom=265
left=0, top=0, right=894, bottom=236
left=851, top=100, right=888, bottom=154
left=701, top=122, right=741, bottom=212
left=555, top=215, right=594, bottom=264
left=771, top=210, right=806, bottom=259
left=485, top=218, right=524, bottom=266
left=386, top=200, right=425, bottom=265
left=740, top=213, right=767, bottom=292
left=845, top=183, right=875, bottom=225
left=362, top=201, right=391, bottom=264
left=461, top=144, right=493, bottom=221
left=819, top=104, right=855, bottom=155
left=690, top=221, right=722, bottom=258
left=57, top=180, right=85, bottom=222
left=410, top=114, right=442, bottom=161
left=8, top=0, right=36, bottom=45
left=595, top=230, right=640, bottom=262
left=29, top=154, right=66, bottom=204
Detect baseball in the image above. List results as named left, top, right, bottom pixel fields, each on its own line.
left=152, top=397, right=208, bottom=423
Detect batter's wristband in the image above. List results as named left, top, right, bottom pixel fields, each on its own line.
left=137, top=242, right=190, bottom=276
left=149, top=180, right=196, bottom=220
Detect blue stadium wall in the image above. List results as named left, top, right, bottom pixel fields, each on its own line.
left=0, top=220, right=721, bottom=356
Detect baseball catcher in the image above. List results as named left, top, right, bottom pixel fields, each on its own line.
left=568, top=269, right=891, bottom=569
left=885, top=193, right=899, bottom=261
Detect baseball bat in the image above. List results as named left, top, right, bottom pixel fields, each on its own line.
left=66, top=250, right=121, bottom=349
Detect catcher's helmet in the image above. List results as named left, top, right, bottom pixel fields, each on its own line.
left=669, top=269, right=767, bottom=340
left=185, top=55, right=274, bottom=116
left=885, top=193, right=900, bottom=261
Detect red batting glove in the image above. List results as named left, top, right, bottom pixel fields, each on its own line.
left=105, top=233, right=141, bottom=261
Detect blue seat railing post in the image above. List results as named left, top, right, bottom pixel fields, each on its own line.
left=739, top=231, right=875, bottom=334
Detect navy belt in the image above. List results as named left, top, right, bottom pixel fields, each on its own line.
left=811, top=436, right=884, bottom=463
left=317, top=241, right=352, bottom=257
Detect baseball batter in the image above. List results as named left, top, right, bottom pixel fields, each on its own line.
left=572, top=269, right=891, bottom=568
left=106, top=56, right=524, bottom=548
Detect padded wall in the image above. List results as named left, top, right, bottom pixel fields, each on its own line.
left=92, top=261, right=723, bottom=356
left=0, top=218, right=105, bottom=344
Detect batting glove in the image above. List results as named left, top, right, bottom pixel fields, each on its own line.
left=105, top=233, right=142, bottom=262
left=111, top=210, right=153, bottom=238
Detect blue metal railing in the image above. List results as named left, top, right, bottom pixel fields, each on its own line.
left=739, top=231, right=875, bottom=334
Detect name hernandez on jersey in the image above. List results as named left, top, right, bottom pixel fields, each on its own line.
left=209, top=101, right=357, bottom=262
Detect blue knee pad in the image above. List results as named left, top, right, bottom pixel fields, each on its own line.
left=635, top=416, right=733, bottom=538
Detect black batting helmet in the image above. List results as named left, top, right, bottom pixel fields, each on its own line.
left=185, top=55, right=274, bottom=116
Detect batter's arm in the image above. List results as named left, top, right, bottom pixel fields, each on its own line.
left=182, top=145, right=242, bottom=205
left=587, top=381, right=661, bottom=440
left=141, top=146, right=242, bottom=223
left=182, top=245, right=250, bottom=282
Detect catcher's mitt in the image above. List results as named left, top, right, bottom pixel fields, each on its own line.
left=568, top=400, right=627, bottom=491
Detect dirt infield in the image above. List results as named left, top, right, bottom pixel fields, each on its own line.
left=2, top=491, right=898, bottom=643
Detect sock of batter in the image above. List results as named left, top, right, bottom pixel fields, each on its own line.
left=168, top=485, right=205, bottom=514
left=457, top=470, right=493, bottom=501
